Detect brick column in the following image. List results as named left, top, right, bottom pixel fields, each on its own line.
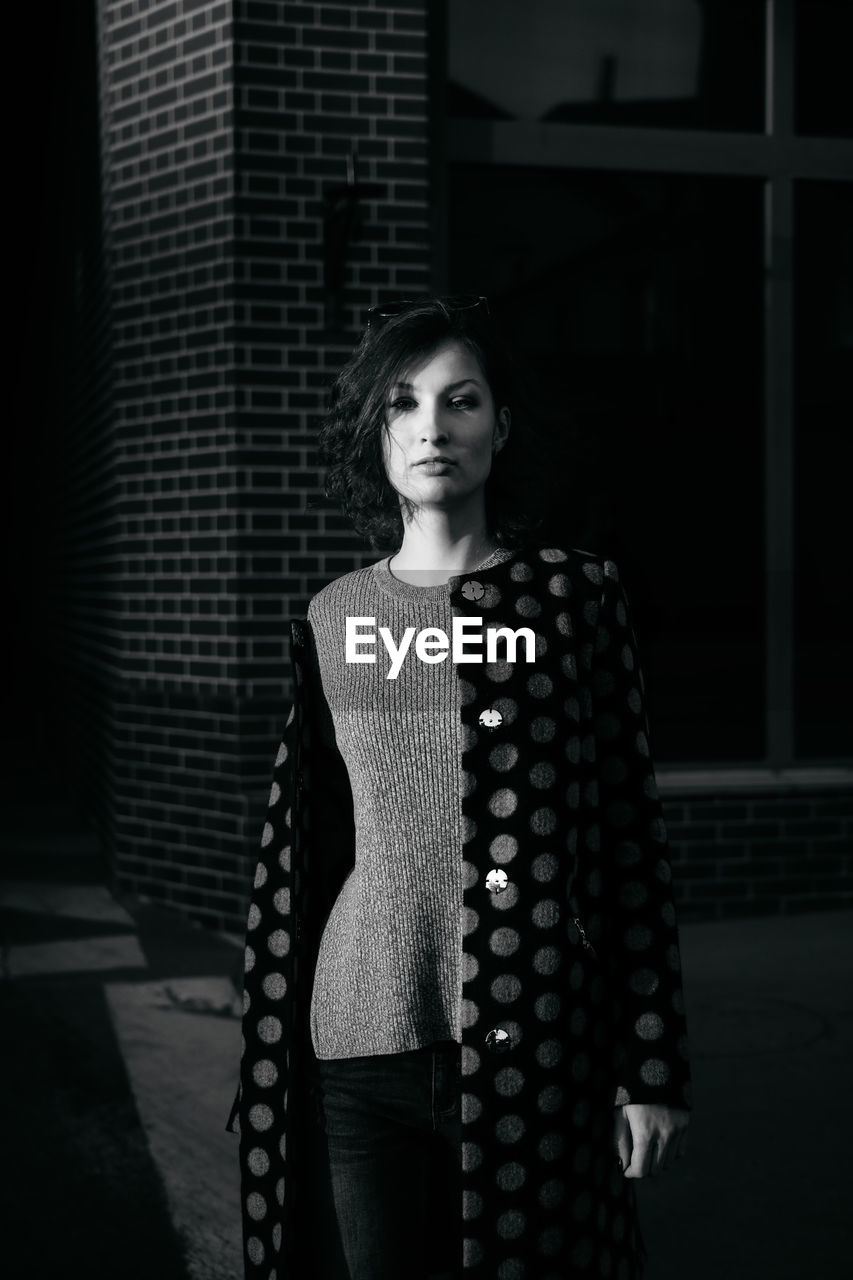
left=78, top=0, right=431, bottom=930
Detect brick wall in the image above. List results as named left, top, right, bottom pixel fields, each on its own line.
left=89, top=0, right=243, bottom=928
left=664, top=790, right=853, bottom=922
left=55, top=0, right=432, bottom=932
left=229, top=0, right=432, bottom=825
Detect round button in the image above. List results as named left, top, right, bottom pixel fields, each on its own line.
left=485, top=1027, right=512, bottom=1053
left=461, top=579, right=485, bottom=602
left=485, top=868, right=509, bottom=894
left=478, top=708, right=503, bottom=730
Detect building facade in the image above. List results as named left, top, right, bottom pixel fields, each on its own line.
left=39, top=0, right=852, bottom=933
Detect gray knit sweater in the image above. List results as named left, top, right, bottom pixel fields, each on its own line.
left=306, top=545, right=516, bottom=1059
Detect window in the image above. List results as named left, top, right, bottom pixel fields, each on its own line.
left=442, top=0, right=853, bottom=767
left=449, top=0, right=765, bottom=132
left=793, top=180, right=853, bottom=758
left=449, top=163, right=764, bottom=761
left=795, top=0, right=853, bottom=139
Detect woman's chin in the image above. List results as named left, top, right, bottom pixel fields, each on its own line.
left=397, top=478, right=472, bottom=505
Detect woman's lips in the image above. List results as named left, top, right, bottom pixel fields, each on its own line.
left=415, top=460, right=455, bottom=473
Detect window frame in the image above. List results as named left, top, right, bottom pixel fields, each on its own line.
left=434, top=0, right=853, bottom=783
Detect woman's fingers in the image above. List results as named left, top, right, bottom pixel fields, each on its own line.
left=655, top=1110, right=689, bottom=1172
left=659, top=1133, right=679, bottom=1171
left=619, top=1103, right=690, bottom=1177
left=612, top=1105, right=633, bottom=1173
left=653, top=1111, right=686, bottom=1172
left=623, top=1133, right=655, bottom=1178
left=617, top=1105, right=655, bottom=1178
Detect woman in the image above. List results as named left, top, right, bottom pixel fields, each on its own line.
left=228, top=296, right=692, bottom=1280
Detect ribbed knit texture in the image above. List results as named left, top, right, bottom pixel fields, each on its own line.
left=307, top=545, right=517, bottom=1059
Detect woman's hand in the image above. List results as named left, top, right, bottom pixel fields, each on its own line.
left=613, top=1103, right=690, bottom=1177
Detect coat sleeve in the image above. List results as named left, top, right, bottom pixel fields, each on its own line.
left=591, top=560, right=693, bottom=1112
left=225, top=692, right=300, bottom=1277
left=300, top=612, right=356, bottom=955
left=226, top=699, right=298, bottom=1137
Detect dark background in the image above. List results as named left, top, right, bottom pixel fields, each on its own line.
left=7, top=3, right=100, bottom=772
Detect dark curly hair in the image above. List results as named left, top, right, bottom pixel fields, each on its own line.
left=317, top=297, right=545, bottom=552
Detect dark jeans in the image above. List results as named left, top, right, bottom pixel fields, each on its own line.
left=315, top=1039, right=462, bottom=1280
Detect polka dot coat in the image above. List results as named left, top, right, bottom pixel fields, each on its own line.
left=228, top=544, right=693, bottom=1279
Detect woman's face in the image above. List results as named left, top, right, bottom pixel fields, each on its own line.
left=381, top=339, right=510, bottom=514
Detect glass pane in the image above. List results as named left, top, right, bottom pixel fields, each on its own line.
left=793, top=181, right=853, bottom=758
left=449, top=164, right=765, bottom=763
left=448, top=0, right=765, bottom=132
left=795, top=0, right=853, bottom=138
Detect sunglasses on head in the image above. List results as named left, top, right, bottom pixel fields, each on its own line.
left=366, top=294, right=490, bottom=330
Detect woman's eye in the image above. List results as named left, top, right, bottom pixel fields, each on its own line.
left=388, top=395, right=477, bottom=413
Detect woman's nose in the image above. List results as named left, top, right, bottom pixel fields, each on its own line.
left=420, top=404, right=449, bottom=441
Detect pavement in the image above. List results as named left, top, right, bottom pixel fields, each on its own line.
left=0, top=779, right=245, bottom=1280
left=1, top=793, right=851, bottom=1279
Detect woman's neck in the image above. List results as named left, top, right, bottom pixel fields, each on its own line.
left=388, top=525, right=500, bottom=585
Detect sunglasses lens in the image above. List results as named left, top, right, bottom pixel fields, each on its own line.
left=367, top=295, right=489, bottom=328
left=373, top=301, right=415, bottom=319
left=453, top=295, right=487, bottom=313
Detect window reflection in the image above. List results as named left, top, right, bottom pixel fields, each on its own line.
left=448, top=0, right=765, bottom=132
left=793, top=181, right=853, bottom=758
left=449, top=164, right=765, bottom=762
left=795, top=0, right=853, bottom=138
